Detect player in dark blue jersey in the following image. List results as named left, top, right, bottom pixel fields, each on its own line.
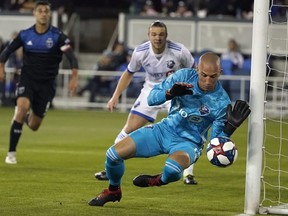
left=88, top=52, right=251, bottom=207
left=0, top=0, right=78, bottom=164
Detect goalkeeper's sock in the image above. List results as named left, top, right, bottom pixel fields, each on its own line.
left=9, top=121, right=23, bottom=152
left=109, top=184, right=120, bottom=191
left=161, top=158, right=183, bottom=184
left=105, top=146, right=124, bottom=186
left=114, top=130, right=128, bottom=144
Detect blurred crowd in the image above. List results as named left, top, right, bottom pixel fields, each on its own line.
left=1, top=0, right=287, bottom=20
left=0, top=0, right=285, bottom=105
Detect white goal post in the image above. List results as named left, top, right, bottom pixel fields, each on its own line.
left=244, top=0, right=269, bottom=214
left=245, top=0, right=288, bottom=215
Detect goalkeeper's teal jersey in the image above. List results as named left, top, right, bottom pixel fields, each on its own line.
left=148, top=68, right=231, bottom=146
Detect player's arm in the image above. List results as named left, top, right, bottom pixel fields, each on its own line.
left=107, top=70, right=134, bottom=111
left=0, top=34, right=22, bottom=81
left=148, top=69, right=193, bottom=106
left=64, top=49, right=78, bottom=93
left=59, top=33, right=79, bottom=93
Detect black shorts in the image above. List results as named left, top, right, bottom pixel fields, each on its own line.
left=16, top=76, right=56, bottom=118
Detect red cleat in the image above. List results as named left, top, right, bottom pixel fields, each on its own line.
left=88, top=188, right=122, bottom=207
left=133, top=174, right=165, bottom=187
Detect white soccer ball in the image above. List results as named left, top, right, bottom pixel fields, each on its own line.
left=206, top=136, right=238, bottom=168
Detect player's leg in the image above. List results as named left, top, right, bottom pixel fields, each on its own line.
left=115, top=113, right=150, bottom=142
left=95, top=90, right=158, bottom=180
left=133, top=139, right=200, bottom=187
left=114, top=89, right=156, bottom=143
left=183, top=164, right=197, bottom=185
left=162, top=97, right=198, bottom=185
left=89, top=135, right=137, bottom=206
left=133, top=151, right=189, bottom=187
left=94, top=113, right=150, bottom=180
left=25, top=112, right=43, bottom=131
left=95, top=113, right=148, bottom=178
left=5, top=97, right=30, bottom=164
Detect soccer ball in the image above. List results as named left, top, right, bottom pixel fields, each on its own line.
left=206, top=136, right=238, bottom=168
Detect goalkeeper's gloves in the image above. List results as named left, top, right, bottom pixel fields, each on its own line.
left=223, top=100, right=251, bottom=136
left=165, top=82, right=193, bottom=100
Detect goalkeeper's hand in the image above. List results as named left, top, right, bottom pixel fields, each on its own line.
left=165, top=82, right=193, bottom=100
left=223, top=100, right=251, bottom=136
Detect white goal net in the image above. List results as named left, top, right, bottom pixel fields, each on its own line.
left=244, top=0, right=288, bottom=215
left=259, top=0, right=288, bottom=214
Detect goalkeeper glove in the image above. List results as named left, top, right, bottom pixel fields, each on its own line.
left=165, top=82, right=193, bottom=100
left=223, top=100, right=251, bottom=136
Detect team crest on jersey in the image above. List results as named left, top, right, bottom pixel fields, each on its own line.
left=166, top=60, right=175, bottom=69
left=199, top=105, right=210, bottom=115
left=46, top=38, right=53, bottom=48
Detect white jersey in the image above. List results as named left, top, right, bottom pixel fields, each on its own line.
left=128, top=40, right=194, bottom=122
left=128, top=40, right=194, bottom=88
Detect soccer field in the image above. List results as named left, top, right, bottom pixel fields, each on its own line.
left=0, top=107, right=252, bottom=216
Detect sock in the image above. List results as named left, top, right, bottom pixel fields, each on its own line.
left=183, top=164, right=194, bottom=177
left=109, top=184, right=120, bottom=192
left=161, top=158, right=183, bottom=184
left=114, top=129, right=128, bottom=144
left=105, top=146, right=124, bottom=186
left=9, top=121, right=23, bottom=152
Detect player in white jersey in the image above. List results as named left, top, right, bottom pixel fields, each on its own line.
left=95, top=20, right=196, bottom=184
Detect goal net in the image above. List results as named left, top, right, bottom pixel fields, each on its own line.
left=260, top=0, right=288, bottom=214
left=244, top=0, right=288, bottom=215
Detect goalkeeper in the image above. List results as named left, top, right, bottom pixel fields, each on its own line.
left=88, top=52, right=251, bottom=207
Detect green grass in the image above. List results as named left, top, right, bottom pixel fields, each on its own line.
left=0, top=107, right=259, bottom=215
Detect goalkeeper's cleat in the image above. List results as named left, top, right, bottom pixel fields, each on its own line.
left=133, top=174, right=166, bottom=187
left=5, top=152, right=17, bottom=164
left=183, top=174, right=198, bottom=185
left=88, top=188, right=122, bottom=207
left=95, top=170, right=108, bottom=181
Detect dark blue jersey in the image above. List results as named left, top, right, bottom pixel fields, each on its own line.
left=0, top=25, right=77, bottom=81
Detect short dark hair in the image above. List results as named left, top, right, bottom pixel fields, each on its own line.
left=34, top=0, right=51, bottom=9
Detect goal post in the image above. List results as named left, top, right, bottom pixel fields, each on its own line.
left=244, top=0, right=288, bottom=215
left=244, top=0, right=270, bottom=214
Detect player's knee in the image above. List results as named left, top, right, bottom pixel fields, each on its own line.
left=106, top=146, right=123, bottom=165
left=15, top=107, right=29, bottom=123
left=29, top=124, right=40, bottom=131
left=27, top=119, right=41, bottom=131
left=162, top=158, right=183, bottom=183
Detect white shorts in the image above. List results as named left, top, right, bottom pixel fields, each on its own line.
left=130, top=84, right=170, bottom=122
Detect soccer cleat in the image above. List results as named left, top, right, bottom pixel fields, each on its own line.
left=183, top=174, right=198, bottom=185
left=133, top=174, right=165, bottom=187
left=95, top=170, right=108, bottom=181
left=5, top=152, right=17, bottom=165
left=88, top=188, right=122, bottom=207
